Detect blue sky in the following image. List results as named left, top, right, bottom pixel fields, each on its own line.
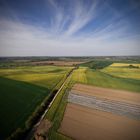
left=0, top=0, right=140, bottom=56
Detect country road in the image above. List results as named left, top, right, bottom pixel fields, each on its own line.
left=25, top=67, right=76, bottom=140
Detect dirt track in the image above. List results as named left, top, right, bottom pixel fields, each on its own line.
left=71, top=84, right=140, bottom=105
left=59, top=103, right=140, bottom=140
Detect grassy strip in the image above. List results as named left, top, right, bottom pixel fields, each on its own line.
left=70, top=67, right=87, bottom=84
left=47, top=88, right=72, bottom=140
left=45, top=67, right=75, bottom=121
left=45, top=69, right=76, bottom=140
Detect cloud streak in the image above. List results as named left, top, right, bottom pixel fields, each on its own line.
left=64, top=0, right=97, bottom=36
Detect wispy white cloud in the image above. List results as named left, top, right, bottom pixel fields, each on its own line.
left=64, top=0, right=97, bottom=36
left=47, top=0, right=66, bottom=34
left=46, top=0, right=97, bottom=36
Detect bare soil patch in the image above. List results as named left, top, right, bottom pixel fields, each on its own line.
left=34, top=120, right=51, bottom=140
left=71, top=84, right=140, bottom=105
left=59, top=103, right=140, bottom=140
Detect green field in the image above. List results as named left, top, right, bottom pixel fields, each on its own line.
left=71, top=66, right=140, bottom=92
left=71, top=67, right=87, bottom=84
left=102, top=63, right=140, bottom=80
left=0, top=66, right=72, bottom=89
left=0, top=65, right=72, bottom=139
left=86, top=69, right=140, bottom=92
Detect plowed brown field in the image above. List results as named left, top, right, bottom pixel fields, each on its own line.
left=59, top=103, right=140, bottom=140
left=59, top=84, right=140, bottom=140
left=71, top=84, right=140, bottom=105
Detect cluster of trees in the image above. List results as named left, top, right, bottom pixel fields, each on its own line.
left=91, top=61, right=113, bottom=69
left=80, top=61, right=113, bottom=70
left=129, top=64, right=139, bottom=69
